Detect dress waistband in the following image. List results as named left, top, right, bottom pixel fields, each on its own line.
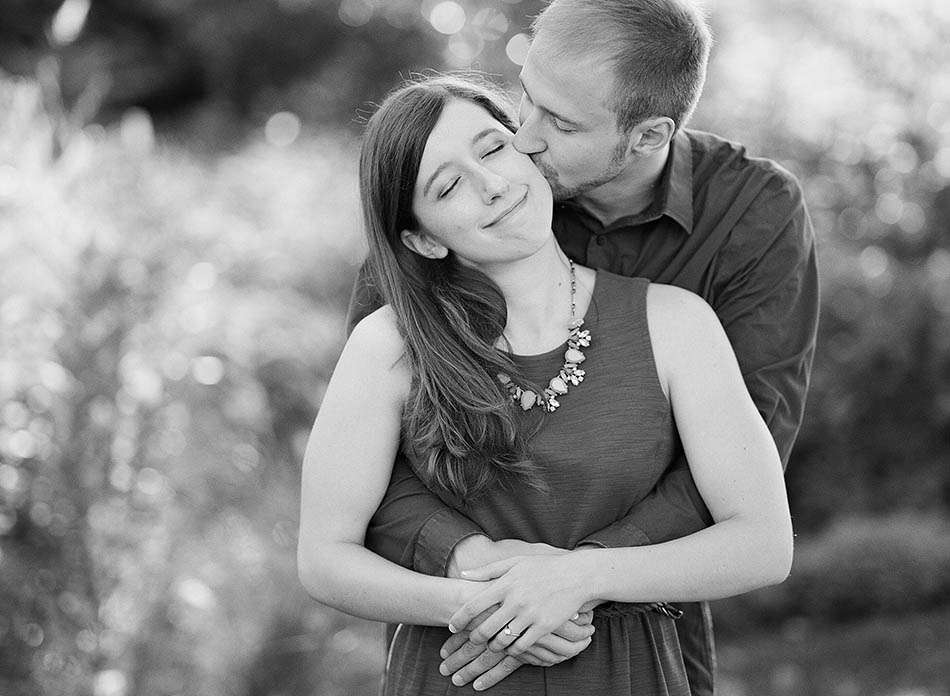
left=594, top=601, right=683, bottom=619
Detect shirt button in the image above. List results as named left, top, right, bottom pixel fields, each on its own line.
left=595, top=236, right=605, bottom=246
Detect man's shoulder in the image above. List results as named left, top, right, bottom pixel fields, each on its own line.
left=685, top=128, right=803, bottom=202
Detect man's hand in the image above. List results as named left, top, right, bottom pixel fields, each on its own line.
left=447, top=536, right=569, bottom=579
left=439, top=610, right=595, bottom=690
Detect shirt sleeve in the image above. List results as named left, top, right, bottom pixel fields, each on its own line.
left=364, top=455, right=485, bottom=575
left=579, top=169, right=818, bottom=548
left=346, top=261, right=487, bottom=575
left=710, top=170, right=819, bottom=468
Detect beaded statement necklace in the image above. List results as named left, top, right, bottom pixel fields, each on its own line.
left=497, top=259, right=592, bottom=413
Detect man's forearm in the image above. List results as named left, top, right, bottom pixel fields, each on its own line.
left=578, top=453, right=710, bottom=549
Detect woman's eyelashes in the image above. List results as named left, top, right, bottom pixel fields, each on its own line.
left=437, top=141, right=507, bottom=199
left=481, top=142, right=505, bottom=158
left=439, top=178, right=460, bottom=199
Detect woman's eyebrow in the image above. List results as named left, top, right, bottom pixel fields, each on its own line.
left=422, top=127, right=504, bottom=196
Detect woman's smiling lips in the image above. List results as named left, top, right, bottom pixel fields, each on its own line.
left=484, top=188, right=528, bottom=228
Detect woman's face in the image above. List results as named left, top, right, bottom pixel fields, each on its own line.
left=405, top=98, right=554, bottom=269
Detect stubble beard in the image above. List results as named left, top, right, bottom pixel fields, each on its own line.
left=532, top=138, right=629, bottom=202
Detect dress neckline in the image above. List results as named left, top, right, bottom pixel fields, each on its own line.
left=505, top=268, right=601, bottom=365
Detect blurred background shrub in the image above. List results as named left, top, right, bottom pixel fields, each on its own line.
left=0, top=0, right=949, bottom=695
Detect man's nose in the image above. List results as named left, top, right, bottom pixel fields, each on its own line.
left=513, top=116, right=545, bottom=155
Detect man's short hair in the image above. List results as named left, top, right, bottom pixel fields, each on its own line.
left=532, top=0, right=712, bottom=133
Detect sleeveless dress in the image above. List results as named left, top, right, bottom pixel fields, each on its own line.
left=384, top=271, right=692, bottom=695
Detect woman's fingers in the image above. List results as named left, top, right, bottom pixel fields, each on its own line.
left=467, top=608, right=521, bottom=646
left=573, top=610, right=595, bottom=626
left=486, top=619, right=532, bottom=653
left=449, top=588, right=508, bottom=634
left=505, top=624, right=547, bottom=657
left=459, top=556, right=521, bottom=582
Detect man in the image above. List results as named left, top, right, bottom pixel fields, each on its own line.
left=346, top=0, right=818, bottom=692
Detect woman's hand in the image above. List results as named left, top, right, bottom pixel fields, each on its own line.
left=448, top=553, right=595, bottom=657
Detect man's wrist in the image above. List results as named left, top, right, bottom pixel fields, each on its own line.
left=446, top=534, right=493, bottom=579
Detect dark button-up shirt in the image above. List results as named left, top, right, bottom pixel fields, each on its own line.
left=344, top=128, right=819, bottom=695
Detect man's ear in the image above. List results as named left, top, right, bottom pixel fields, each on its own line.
left=400, top=230, right=449, bottom=259
left=627, top=117, right=676, bottom=156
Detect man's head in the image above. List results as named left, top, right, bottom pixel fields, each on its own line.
left=515, top=0, right=712, bottom=200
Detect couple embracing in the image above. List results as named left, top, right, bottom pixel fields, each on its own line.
left=298, top=0, right=819, bottom=694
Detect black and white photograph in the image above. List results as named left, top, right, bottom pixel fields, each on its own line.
left=1, top=1, right=948, bottom=695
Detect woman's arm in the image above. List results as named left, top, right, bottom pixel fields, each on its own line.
left=297, top=306, right=478, bottom=626
left=450, top=284, right=793, bottom=653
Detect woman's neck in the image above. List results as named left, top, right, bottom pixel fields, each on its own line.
left=481, top=239, right=589, bottom=354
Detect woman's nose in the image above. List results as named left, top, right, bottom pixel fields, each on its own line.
left=480, top=168, right=509, bottom=202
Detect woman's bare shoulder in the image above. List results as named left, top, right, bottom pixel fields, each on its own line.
left=645, top=283, right=730, bottom=371
left=343, top=305, right=410, bottom=388
left=646, top=283, right=719, bottom=331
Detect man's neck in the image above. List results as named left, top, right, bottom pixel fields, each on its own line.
left=574, top=143, right=671, bottom=227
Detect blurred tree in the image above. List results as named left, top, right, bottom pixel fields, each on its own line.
left=0, top=0, right=445, bottom=140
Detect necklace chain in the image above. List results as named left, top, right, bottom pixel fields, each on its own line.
left=497, top=259, right=592, bottom=413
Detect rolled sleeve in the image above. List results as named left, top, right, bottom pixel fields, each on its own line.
left=577, top=455, right=711, bottom=548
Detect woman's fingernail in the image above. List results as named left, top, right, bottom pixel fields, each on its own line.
left=572, top=613, right=579, bottom=620
left=448, top=624, right=457, bottom=633
left=440, top=649, right=448, bottom=659
left=452, top=675, right=464, bottom=686
left=473, top=681, right=484, bottom=691
left=439, top=664, right=449, bottom=676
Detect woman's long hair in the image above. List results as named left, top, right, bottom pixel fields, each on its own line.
left=359, top=75, right=541, bottom=502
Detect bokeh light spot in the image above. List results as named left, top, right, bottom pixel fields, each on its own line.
left=9, top=429, right=37, bottom=459
left=874, top=192, right=904, bottom=225
left=447, top=34, right=484, bottom=64
left=859, top=246, right=890, bottom=279
left=23, top=622, right=45, bottom=647
left=93, top=670, right=127, bottom=696
left=192, top=356, right=225, bottom=385
left=51, top=0, right=91, bottom=46
left=338, top=0, right=374, bottom=27
left=177, top=578, right=216, bottom=611
left=120, top=108, right=155, bottom=155
left=429, top=1, right=466, bottom=35
left=265, top=111, right=301, bottom=148
left=505, top=33, right=531, bottom=65
left=472, top=8, right=509, bottom=40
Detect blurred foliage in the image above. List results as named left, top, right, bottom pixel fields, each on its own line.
left=1, top=0, right=950, bottom=695
left=715, top=513, right=950, bottom=635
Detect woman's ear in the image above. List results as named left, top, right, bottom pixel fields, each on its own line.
left=400, top=230, right=449, bottom=259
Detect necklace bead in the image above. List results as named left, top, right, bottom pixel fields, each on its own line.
left=499, top=260, right=591, bottom=413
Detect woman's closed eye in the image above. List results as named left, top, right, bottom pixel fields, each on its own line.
left=481, top=142, right=505, bottom=158
left=438, top=177, right=460, bottom=199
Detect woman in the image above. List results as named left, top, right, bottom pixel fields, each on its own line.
left=297, top=75, right=792, bottom=694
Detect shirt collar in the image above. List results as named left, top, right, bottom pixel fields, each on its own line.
left=557, top=129, right=694, bottom=233
left=663, top=129, right=694, bottom=234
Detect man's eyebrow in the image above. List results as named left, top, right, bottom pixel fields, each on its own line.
left=422, top=127, right=502, bottom=197
left=519, top=79, right=578, bottom=126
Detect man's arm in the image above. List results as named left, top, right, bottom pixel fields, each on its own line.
left=578, top=169, right=818, bottom=549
